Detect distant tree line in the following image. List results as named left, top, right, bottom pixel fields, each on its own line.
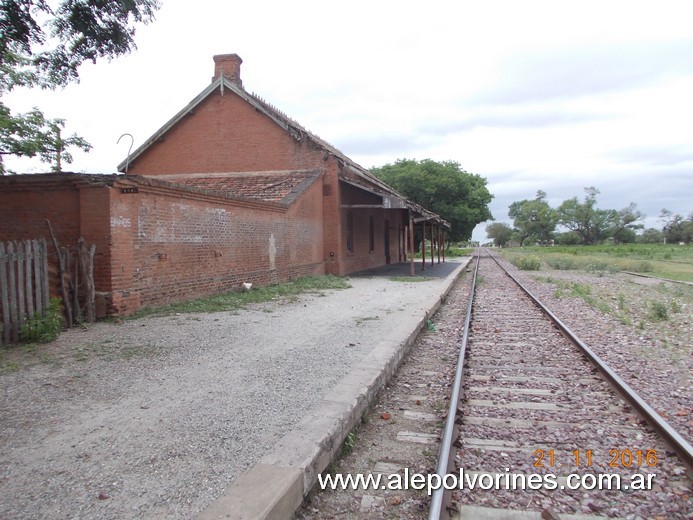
left=485, top=186, right=692, bottom=246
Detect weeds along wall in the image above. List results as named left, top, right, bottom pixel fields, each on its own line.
left=108, top=179, right=325, bottom=315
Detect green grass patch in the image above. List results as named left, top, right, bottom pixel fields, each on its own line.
left=448, top=247, right=473, bottom=257
left=389, top=276, right=432, bottom=282
left=413, top=246, right=473, bottom=259
left=126, top=275, right=351, bottom=319
left=509, top=254, right=542, bottom=270
left=503, top=244, right=692, bottom=281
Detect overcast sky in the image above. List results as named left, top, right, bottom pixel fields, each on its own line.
left=5, top=0, right=692, bottom=241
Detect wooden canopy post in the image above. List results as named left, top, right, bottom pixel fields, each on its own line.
left=430, top=222, right=434, bottom=266
left=409, top=217, right=415, bottom=276
left=421, top=221, right=426, bottom=272
left=437, top=225, right=441, bottom=264
left=442, top=229, right=446, bottom=262
left=403, top=224, right=407, bottom=262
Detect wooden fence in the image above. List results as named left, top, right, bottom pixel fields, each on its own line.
left=0, top=239, right=50, bottom=346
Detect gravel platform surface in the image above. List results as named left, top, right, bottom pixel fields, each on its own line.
left=0, top=262, right=463, bottom=519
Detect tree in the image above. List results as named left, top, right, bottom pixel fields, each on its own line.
left=0, top=0, right=160, bottom=173
left=660, top=209, right=693, bottom=244
left=371, top=159, right=494, bottom=243
left=608, top=203, right=644, bottom=243
left=637, top=228, right=663, bottom=244
left=508, top=190, right=558, bottom=246
left=485, top=222, right=513, bottom=247
left=557, top=187, right=613, bottom=245
left=554, top=231, right=582, bottom=245
left=1, top=105, right=91, bottom=172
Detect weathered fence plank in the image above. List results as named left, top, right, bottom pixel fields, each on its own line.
left=0, top=243, right=9, bottom=346
left=1, top=237, right=92, bottom=346
left=40, top=239, right=49, bottom=311
left=33, top=240, right=43, bottom=315
left=1, top=239, right=51, bottom=346
left=24, top=240, right=34, bottom=318
left=7, top=242, right=19, bottom=341
left=17, top=241, right=26, bottom=326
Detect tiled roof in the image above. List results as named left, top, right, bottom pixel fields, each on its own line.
left=161, top=171, right=320, bottom=204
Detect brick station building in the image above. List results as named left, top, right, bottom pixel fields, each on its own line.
left=0, top=54, right=448, bottom=317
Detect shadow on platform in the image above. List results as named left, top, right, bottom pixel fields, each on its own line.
left=350, top=257, right=468, bottom=279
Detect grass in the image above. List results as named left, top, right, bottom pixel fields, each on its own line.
left=125, top=275, right=351, bottom=319
left=534, top=276, right=624, bottom=318
left=413, top=246, right=473, bottom=259
left=355, top=315, right=380, bottom=326
left=503, top=244, right=693, bottom=282
left=509, top=254, right=541, bottom=270
left=341, top=431, right=357, bottom=456
left=389, top=276, right=432, bottom=282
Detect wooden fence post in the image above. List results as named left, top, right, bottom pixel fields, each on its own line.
left=7, top=242, right=19, bottom=341
left=24, top=240, right=34, bottom=318
left=0, top=243, right=9, bottom=346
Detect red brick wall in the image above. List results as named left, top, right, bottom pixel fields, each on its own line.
left=0, top=183, right=81, bottom=247
left=337, top=207, right=406, bottom=274
left=122, top=84, right=417, bottom=281
left=0, top=180, right=111, bottom=305
left=127, top=89, right=326, bottom=175
left=108, top=181, right=324, bottom=315
left=336, top=181, right=407, bottom=274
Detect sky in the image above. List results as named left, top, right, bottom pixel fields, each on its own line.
left=4, top=0, right=693, bottom=242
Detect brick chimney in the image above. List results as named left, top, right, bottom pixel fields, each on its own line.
left=212, top=54, right=242, bottom=87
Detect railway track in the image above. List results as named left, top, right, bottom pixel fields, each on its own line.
left=431, top=250, right=692, bottom=519
left=297, top=251, right=690, bottom=520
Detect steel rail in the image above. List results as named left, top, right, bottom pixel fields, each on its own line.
left=486, top=249, right=693, bottom=476
left=428, top=250, right=480, bottom=520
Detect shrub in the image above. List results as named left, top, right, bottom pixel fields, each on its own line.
left=586, top=261, right=617, bottom=273
left=555, top=231, right=582, bottom=245
left=20, top=298, right=64, bottom=343
left=649, top=301, right=668, bottom=321
left=545, top=256, right=578, bottom=270
left=512, top=255, right=541, bottom=270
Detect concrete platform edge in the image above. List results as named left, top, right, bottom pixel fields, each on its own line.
left=198, top=257, right=471, bottom=520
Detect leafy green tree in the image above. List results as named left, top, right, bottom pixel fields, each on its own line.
left=371, top=159, right=493, bottom=243
left=612, top=228, right=637, bottom=243
left=1, top=105, right=91, bottom=172
left=608, top=203, right=644, bottom=243
left=0, top=0, right=160, bottom=173
left=557, top=187, right=613, bottom=245
left=660, top=209, right=693, bottom=244
left=508, top=190, right=558, bottom=246
left=554, top=231, right=583, bottom=245
left=485, top=222, right=513, bottom=247
left=637, top=228, right=664, bottom=244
